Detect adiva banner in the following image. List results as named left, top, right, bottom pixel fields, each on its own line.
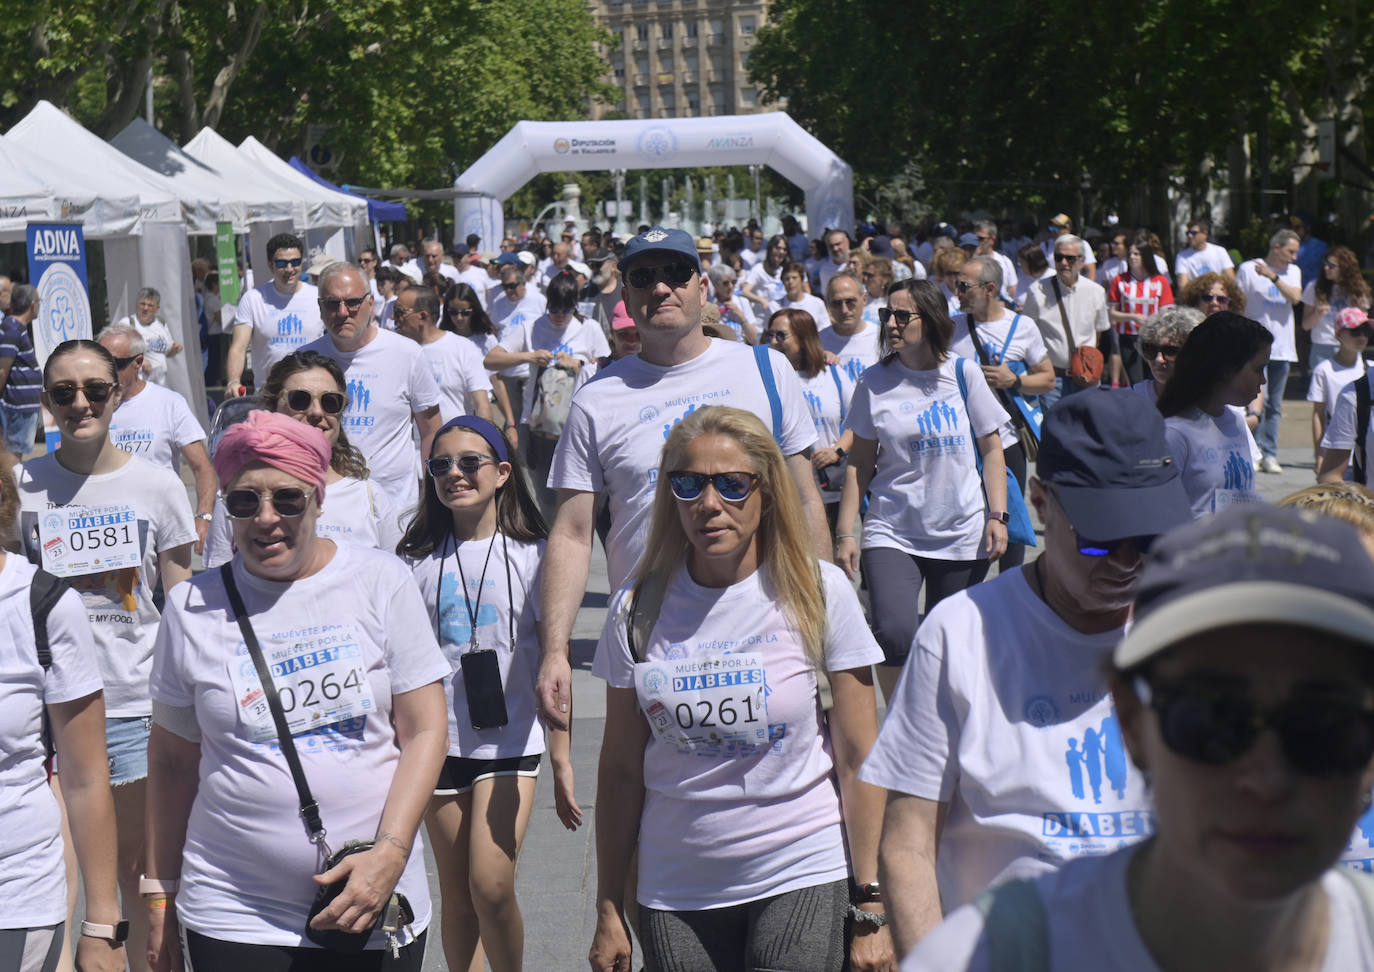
left=26, top=222, right=93, bottom=364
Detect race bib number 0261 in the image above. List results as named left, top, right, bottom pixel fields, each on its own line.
left=229, top=642, right=377, bottom=742
left=38, top=504, right=141, bottom=577
left=634, top=652, right=768, bottom=757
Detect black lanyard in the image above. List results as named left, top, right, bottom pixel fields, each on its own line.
left=436, top=530, right=515, bottom=653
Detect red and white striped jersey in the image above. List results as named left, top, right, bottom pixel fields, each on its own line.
left=1109, top=273, right=1174, bottom=335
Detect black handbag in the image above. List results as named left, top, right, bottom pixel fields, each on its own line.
left=220, top=564, right=414, bottom=955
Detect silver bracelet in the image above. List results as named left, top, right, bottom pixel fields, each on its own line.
left=848, top=903, right=887, bottom=927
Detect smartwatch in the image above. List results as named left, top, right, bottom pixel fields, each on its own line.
left=989, top=511, right=1010, bottom=524
left=80, top=920, right=130, bottom=943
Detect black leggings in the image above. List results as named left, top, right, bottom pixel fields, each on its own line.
left=999, top=439, right=1029, bottom=573
left=183, top=929, right=427, bottom=972
left=640, top=879, right=847, bottom=972
left=863, top=546, right=990, bottom=667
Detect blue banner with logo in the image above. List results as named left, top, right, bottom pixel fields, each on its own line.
left=26, top=222, right=93, bottom=364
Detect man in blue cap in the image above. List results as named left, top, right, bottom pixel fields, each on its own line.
left=860, top=388, right=1192, bottom=957
left=536, top=226, right=831, bottom=728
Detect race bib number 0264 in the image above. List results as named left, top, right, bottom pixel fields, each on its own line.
left=229, top=641, right=377, bottom=742
left=634, top=652, right=768, bottom=757
left=38, top=504, right=141, bottom=577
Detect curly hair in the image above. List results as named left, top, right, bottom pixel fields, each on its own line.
left=258, top=351, right=370, bottom=480
left=1179, top=272, right=1246, bottom=314
left=1315, top=246, right=1372, bottom=310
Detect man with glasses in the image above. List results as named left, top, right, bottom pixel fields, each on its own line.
left=489, top=264, right=548, bottom=432
left=972, top=220, right=1017, bottom=306
left=391, top=286, right=493, bottom=424
left=1022, top=235, right=1111, bottom=408
left=300, top=262, right=441, bottom=508
left=1041, top=213, right=1097, bottom=282
left=1174, top=217, right=1235, bottom=291
left=418, top=238, right=461, bottom=286
left=536, top=226, right=829, bottom=731
left=539, top=241, right=573, bottom=292
left=225, top=233, right=324, bottom=396
left=113, top=287, right=183, bottom=387
left=384, top=242, right=420, bottom=283
left=863, top=390, right=1191, bottom=954
left=821, top=272, right=879, bottom=383
left=0, top=283, right=41, bottom=459
left=99, top=324, right=217, bottom=552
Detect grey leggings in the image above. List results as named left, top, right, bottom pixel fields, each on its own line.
left=640, top=879, right=848, bottom=972
left=862, top=546, right=990, bottom=666
left=0, top=924, right=63, bottom=972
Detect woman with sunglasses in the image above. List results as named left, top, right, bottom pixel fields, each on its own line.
left=589, top=406, right=890, bottom=972
left=906, top=503, right=1374, bottom=971
left=399, top=416, right=577, bottom=972
left=1179, top=270, right=1245, bottom=319
left=0, top=454, right=126, bottom=972
left=1106, top=232, right=1174, bottom=387
left=1156, top=313, right=1273, bottom=518
left=444, top=284, right=519, bottom=448
left=1302, top=246, right=1372, bottom=372
left=739, top=234, right=791, bottom=314
left=12, top=339, right=196, bottom=968
left=763, top=308, right=855, bottom=528
left=202, top=351, right=401, bottom=569
left=1130, top=306, right=1204, bottom=405
left=836, top=279, right=1009, bottom=699
left=145, top=411, right=449, bottom=972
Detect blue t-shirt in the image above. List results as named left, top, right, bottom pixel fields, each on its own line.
left=0, top=315, right=41, bottom=412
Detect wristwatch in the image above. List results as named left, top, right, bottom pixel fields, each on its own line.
left=80, top=920, right=130, bottom=943
left=989, top=511, right=1010, bottom=524
left=195, top=512, right=213, bottom=522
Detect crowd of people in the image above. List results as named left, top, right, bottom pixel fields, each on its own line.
left=1, top=206, right=1373, bottom=972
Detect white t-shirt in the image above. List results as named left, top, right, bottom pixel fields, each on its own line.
left=593, top=562, right=884, bottom=910
left=1302, top=281, right=1364, bottom=348
left=1022, top=276, right=1111, bottom=371
left=107, top=381, right=205, bottom=474
left=744, top=262, right=786, bottom=305
left=1321, top=365, right=1374, bottom=482
left=766, top=293, right=830, bottom=333
left=904, top=844, right=1374, bottom=972
left=1174, top=241, right=1234, bottom=282
left=738, top=246, right=764, bottom=270
left=16, top=455, right=196, bottom=717
left=1309, top=356, right=1366, bottom=421
left=550, top=340, right=818, bottom=589
left=487, top=290, right=548, bottom=378
left=799, top=365, right=855, bottom=504
left=203, top=474, right=402, bottom=570
left=0, top=554, right=101, bottom=927
left=1163, top=407, right=1262, bottom=518
left=300, top=329, right=442, bottom=508
left=420, top=332, right=493, bottom=422
left=1136, top=382, right=1262, bottom=462
left=860, top=568, right=1151, bottom=910
left=818, top=322, right=882, bottom=384
left=1236, top=260, right=1302, bottom=363
left=116, top=315, right=177, bottom=385
left=150, top=544, right=448, bottom=948
left=411, top=534, right=546, bottom=761
left=950, top=313, right=1050, bottom=449
left=498, top=315, right=609, bottom=418
left=233, top=282, right=324, bottom=377
left=456, top=267, right=490, bottom=308
left=817, top=259, right=848, bottom=295
left=844, top=357, right=1008, bottom=560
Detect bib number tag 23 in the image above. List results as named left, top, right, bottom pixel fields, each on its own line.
left=634, top=652, right=768, bottom=757
left=38, top=503, right=141, bottom=577
left=229, top=641, right=377, bottom=742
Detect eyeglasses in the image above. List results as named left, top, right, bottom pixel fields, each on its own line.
left=878, top=307, right=917, bottom=326
left=222, top=486, right=316, bottom=519
left=762, top=329, right=790, bottom=343
left=1053, top=252, right=1080, bottom=264
left=426, top=454, right=499, bottom=477
left=281, top=389, right=346, bottom=414
left=318, top=296, right=369, bottom=313
left=112, top=355, right=140, bottom=370
left=273, top=258, right=304, bottom=269
left=548, top=305, right=576, bottom=316
left=1073, top=532, right=1153, bottom=558
left=829, top=297, right=860, bottom=309
left=448, top=307, right=473, bottom=317
left=501, top=282, right=521, bottom=292
left=1135, top=677, right=1374, bottom=776
left=48, top=380, right=114, bottom=406
left=954, top=280, right=983, bottom=294
left=1324, top=261, right=1339, bottom=270
left=358, top=256, right=377, bottom=265
left=1200, top=294, right=1230, bottom=306
left=1185, top=229, right=1201, bottom=236
left=668, top=471, right=760, bottom=503
left=1140, top=343, right=1181, bottom=361
left=975, top=235, right=992, bottom=243
left=625, top=262, right=697, bottom=289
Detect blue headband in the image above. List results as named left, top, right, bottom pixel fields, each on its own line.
left=432, top=415, right=509, bottom=463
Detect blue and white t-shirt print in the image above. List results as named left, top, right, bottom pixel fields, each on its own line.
left=1164, top=408, right=1262, bottom=519
left=234, top=281, right=324, bottom=375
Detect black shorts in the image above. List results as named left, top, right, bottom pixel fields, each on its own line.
left=432, top=753, right=540, bottom=796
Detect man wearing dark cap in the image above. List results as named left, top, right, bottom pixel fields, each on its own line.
left=862, top=389, right=1191, bottom=955
left=536, top=226, right=830, bottom=729
left=583, top=248, right=622, bottom=333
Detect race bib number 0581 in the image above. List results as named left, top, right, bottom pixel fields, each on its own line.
left=229, top=641, right=377, bottom=742
left=38, top=504, right=141, bottom=577
left=634, top=651, right=768, bottom=757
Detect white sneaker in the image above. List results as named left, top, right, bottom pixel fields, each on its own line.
left=1259, top=456, right=1283, bottom=474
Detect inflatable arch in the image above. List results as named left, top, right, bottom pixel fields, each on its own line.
left=452, top=112, right=853, bottom=246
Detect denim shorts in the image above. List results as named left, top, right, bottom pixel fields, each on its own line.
left=105, top=716, right=152, bottom=785
left=0, top=403, right=39, bottom=457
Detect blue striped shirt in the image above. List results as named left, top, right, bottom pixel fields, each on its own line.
left=0, top=315, right=42, bottom=411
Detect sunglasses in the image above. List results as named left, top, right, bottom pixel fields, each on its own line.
left=448, top=307, right=473, bottom=317
left=954, top=280, right=981, bottom=293
left=1075, top=534, right=1152, bottom=558
left=48, top=380, right=114, bottom=406
left=829, top=297, right=860, bottom=308
left=548, top=305, right=577, bottom=316
left=281, top=389, right=346, bottom=414
left=668, top=471, right=760, bottom=503
left=112, top=355, right=140, bottom=370
left=273, top=258, right=304, bottom=269
left=501, top=282, right=521, bottom=291
left=1140, top=343, right=1181, bottom=361
left=426, top=454, right=498, bottom=477
left=223, top=486, right=315, bottom=519
left=762, top=329, right=790, bottom=343
left=318, top=296, right=369, bottom=314
left=878, top=307, right=917, bottom=326
left=1053, top=252, right=1080, bottom=264
left=1135, top=677, right=1374, bottom=776
left=1200, top=293, right=1230, bottom=305
left=625, top=263, right=697, bottom=289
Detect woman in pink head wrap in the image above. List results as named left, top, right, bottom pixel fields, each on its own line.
left=145, top=409, right=450, bottom=970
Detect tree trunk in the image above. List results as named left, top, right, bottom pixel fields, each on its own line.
left=203, top=1, right=270, bottom=130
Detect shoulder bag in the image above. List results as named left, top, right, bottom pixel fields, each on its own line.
left=953, top=359, right=1036, bottom=548
left=965, top=314, right=1043, bottom=460
left=1050, top=277, right=1104, bottom=386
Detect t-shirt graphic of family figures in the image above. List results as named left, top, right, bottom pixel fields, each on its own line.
left=1063, top=709, right=1128, bottom=804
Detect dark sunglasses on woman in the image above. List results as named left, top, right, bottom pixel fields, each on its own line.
left=222, top=487, right=316, bottom=519
left=48, top=380, right=114, bottom=406
left=668, top=471, right=759, bottom=503
left=282, top=390, right=346, bottom=415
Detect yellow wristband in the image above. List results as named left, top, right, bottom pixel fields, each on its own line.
left=146, top=897, right=170, bottom=909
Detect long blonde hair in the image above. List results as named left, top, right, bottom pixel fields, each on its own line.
left=634, top=406, right=826, bottom=667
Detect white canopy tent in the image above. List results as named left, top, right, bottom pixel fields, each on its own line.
left=0, top=134, right=143, bottom=243
left=0, top=137, right=61, bottom=238
left=452, top=112, right=854, bottom=247
left=6, top=101, right=208, bottom=425
left=111, top=118, right=251, bottom=233
left=237, top=136, right=369, bottom=263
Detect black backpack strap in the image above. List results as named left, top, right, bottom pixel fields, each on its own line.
left=30, top=569, right=68, bottom=671
left=1356, top=374, right=1371, bottom=485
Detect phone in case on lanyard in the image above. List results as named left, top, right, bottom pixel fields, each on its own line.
left=460, top=648, right=508, bottom=729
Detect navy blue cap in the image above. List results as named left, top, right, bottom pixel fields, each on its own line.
left=494, top=252, right=522, bottom=267
left=1036, top=388, right=1191, bottom=541
left=451, top=243, right=470, bottom=257
left=620, top=227, right=701, bottom=272
left=868, top=235, right=896, bottom=258
left=1116, top=505, right=1374, bottom=668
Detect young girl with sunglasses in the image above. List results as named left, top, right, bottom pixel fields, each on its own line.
left=398, top=416, right=579, bottom=972
left=13, top=338, right=196, bottom=965
left=202, top=350, right=401, bottom=567
left=907, top=504, right=1374, bottom=970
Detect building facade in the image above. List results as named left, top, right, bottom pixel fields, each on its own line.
left=588, top=0, right=771, bottom=119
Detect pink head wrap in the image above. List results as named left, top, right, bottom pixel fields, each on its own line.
left=213, top=410, right=332, bottom=504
